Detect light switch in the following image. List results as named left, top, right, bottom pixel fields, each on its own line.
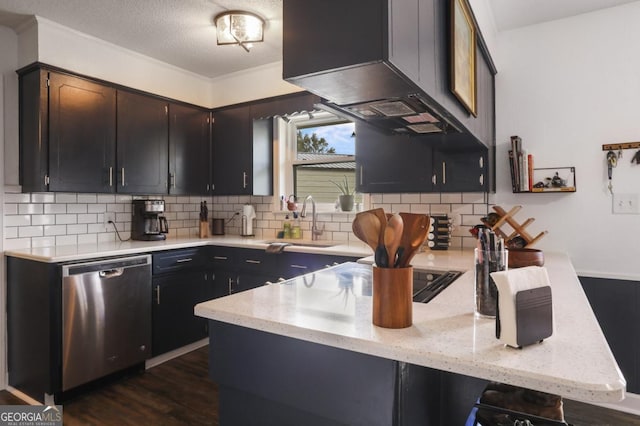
left=613, top=193, right=640, bottom=214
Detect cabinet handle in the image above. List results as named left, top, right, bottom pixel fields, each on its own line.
left=479, top=174, right=484, bottom=186
left=170, top=173, right=176, bottom=188
left=245, top=259, right=261, bottom=264
left=121, top=168, right=125, bottom=186
left=290, top=264, right=308, bottom=269
left=243, top=172, right=248, bottom=188
left=479, top=156, right=484, bottom=168
left=109, top=167, right=113, bottom=187
left=213, top=256, right=228, bottom=260
left=442, top=162, right=446, bottom=185
left=359, top=166, right=363, bottom=185
left=176, top=258, right=192, bottom=263
left=155, top=285, right=160, bottom=305
left=432, top=174, right=437, bottom=185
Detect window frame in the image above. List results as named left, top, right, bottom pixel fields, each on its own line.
left=272, top=111, right=367, bottom=213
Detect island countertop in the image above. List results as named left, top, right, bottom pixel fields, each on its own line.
left=195, top=251, right=626, bottom=404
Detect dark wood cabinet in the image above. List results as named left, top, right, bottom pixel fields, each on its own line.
left=116, top=90, right=169, bottom=194
left=211, top=105, right=253, bottom=195
left=211, top=105, right=273, bottom=196
left=211, top=92, right=322, bottom=196
left=20, top=68, right=117, bottom=193
left=356, top=121, right=489, bottom=193
left=433, top=149, right=488, bottom=192
left=152, top=270, right=210, bottom=356
left=151, top=248, right=217, bottom=356
left=580, top=276, right=639, bottom=393
left=355, top=122, right=434, bottom=193
left=169, top=103, right=211, bottom=195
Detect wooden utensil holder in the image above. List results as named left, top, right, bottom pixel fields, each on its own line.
left=372, top=266, right=413, bottom=328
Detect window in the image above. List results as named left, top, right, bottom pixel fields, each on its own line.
left=274, top=111, right=361, bottom=211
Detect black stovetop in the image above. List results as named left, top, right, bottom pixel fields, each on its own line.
left=412, top=270, right=462, bottom=303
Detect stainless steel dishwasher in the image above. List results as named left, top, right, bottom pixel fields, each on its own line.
left=62, top=254, right=152, bottom=391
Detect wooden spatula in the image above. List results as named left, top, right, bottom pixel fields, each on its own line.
left=397, top=213, right=430, bottom=267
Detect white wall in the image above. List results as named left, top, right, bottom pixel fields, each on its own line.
left=209, top=61, right=302, bottom=108
left=494, top=2, right=640, bottom=280
left=0, top=24, right=15, bottom=390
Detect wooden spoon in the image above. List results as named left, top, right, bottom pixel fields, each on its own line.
left=384, top=213, right=404, bottom=267
left=397, top=213, right=430, bottom=267
left=352, top=211, right=381, bottom=253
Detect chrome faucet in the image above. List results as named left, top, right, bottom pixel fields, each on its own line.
left=300, top=195, right=324, bottom=240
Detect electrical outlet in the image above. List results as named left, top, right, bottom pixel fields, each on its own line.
left=104, top=212, right=116, bottom=231
left=613, top=193, right=640, bottom=214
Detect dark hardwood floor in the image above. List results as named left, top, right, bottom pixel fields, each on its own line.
left=1, top=345, right=639, bottom=425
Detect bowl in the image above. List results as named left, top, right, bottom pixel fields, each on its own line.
left=508, top=248, right=544, bottom=268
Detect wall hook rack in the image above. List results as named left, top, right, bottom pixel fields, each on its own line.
left=602, top=142, right=640, bottom=151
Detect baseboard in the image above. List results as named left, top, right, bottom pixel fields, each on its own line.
left=593, top=392, right=640, bottom=416
left=6, top=386, right=43, bottom=405
left=145, top=338, right=209, bottom=369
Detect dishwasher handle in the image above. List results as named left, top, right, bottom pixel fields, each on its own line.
left=99, top=268, right=125, bottom=279
left=63, top=254, right=151, bottom=277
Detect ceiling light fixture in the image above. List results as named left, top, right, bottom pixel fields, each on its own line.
left=214, top=10, right=264, bottom=52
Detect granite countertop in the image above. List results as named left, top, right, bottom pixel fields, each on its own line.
left=3, top=235, right=373, bottom=263
left=195, top=252, right=626, bottom=404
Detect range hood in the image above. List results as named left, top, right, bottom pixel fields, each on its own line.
left=282, top=0, right=495, bottom=145
left=289, top=60, right=461, bottom=137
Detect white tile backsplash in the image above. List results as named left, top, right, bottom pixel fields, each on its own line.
left=4, top=191, right=490, bottom=251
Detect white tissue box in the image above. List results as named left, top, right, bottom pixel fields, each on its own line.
left=490, top=266, right=553, bottom=348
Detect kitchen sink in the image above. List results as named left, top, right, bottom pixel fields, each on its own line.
left=263, top=239, right=336, bottom=248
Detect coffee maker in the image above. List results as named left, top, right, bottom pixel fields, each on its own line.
left=131, top=200, right=169, bottom=241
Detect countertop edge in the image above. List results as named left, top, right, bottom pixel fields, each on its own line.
left=4, top=237, right=373, bottom=263
left=193, top=304, right=626, bottom=404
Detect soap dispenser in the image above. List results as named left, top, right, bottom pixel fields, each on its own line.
left=283, top=215, right=292, bottom=239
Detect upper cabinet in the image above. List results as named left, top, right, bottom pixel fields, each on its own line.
left=356, top=122, right=490, bottom=193
left=169, top=103, right=211, bottom=195
left=211, top=105, right=255, bottom=195
left=211, top=92, right=320, bottom=196
left=116, top=90, right=169, bottom=194
left=21, top=68, right=117, bottom=193
left=282, top=0, right=496, bottom=150
left=18, top=64, right=210, bottom=195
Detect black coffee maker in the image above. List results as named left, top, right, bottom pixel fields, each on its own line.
left=131, top=200, right=169, bottom=241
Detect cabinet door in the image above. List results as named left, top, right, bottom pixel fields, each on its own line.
left=117, top=90, right=169, bottom=194
left=169, top=103, right=211, bottom=195
left=48, top=72, right=116, bottom=193
left=581, top=277, right=639, bottom=393
left=433, top=149, right=487, bottom=192
left=211, top=105, right=252, bottom=195
left=355, top=122, right=433, bottom=193
left=152, top=271, right=209, bottom=356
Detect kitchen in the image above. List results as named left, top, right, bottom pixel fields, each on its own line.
left=0, top=0, right=639, bottom=424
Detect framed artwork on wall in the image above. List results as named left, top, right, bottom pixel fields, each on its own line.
left=450, top=0, right=477, bottom=117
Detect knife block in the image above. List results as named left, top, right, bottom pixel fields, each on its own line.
left=372, top=266, right=413, bottom=329
left=199, top=221, right=210, bottom=238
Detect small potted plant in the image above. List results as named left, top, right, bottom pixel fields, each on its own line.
left=331, top=175, right=355, bottom=212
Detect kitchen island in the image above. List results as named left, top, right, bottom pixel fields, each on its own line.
left=195, top=251, right=625, bottom=425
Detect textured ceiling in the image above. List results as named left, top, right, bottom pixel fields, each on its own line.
left=0, top=0, right=638, bottom=79
left=0, top=0, right=283, bottom=79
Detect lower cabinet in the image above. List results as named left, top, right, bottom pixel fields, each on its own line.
left=580, top=276, right=639, bottom=393
left=152, top=270, right=212, bottom=356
